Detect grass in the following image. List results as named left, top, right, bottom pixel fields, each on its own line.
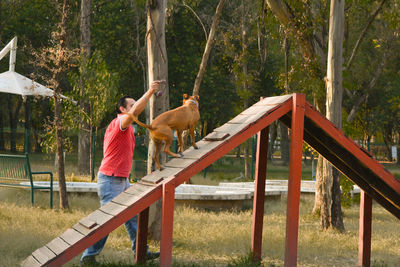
left=1, top=187, right=399, bottom=267
left=1, top=152, right=399, bottom=266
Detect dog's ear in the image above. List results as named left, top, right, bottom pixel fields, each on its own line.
left=183, top=94, right=189, bottom=99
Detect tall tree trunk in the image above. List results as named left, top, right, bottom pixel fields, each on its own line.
left=280, top=37, right=290, bottom=165
left=321, top=0, right=345, bottom=231
left=311, top=0, right=328, bottom=217
left=78, top=0, right=91, bottom=175
left=55, top=0, right=70, bottom=210
left=266, top=0, right=345, bottom=230
left=241, top=0, right=250, bottom=178
left=192, top=0, right=226, bottom=96
left=146, top=0, right=168, bottom=241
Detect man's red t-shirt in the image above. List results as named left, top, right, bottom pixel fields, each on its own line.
left=99, top=114, right=135, bottom=178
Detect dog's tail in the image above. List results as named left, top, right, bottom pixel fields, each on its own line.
left=122, top=112, right=155, bottom=130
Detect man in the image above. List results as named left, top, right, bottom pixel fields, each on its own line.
left=80, top=80, right=164, bottom=266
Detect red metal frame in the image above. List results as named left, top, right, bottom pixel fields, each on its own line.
left=358, top=190, right=372, bottom=267
left=304, top=102, right=400, bottom=196
left=136, top=207, right=149, bottom=264
left=251, top=126, right=269, bottom=262
left=160, top=181, right=176, bottom=266
left=284, top=94, right=305, bottom=267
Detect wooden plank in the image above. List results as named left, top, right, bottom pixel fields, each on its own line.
left=86, top=209, right=114, bottom=226
left=112, top=192, right=141, bottom=206
left=164, top=158, right=197, bottom=168
left=240, top=105, right=271, bottom=115
left=100, top=201, right=128, bottom=216
left=125, top=182, right=153, bottom=196
left=254, top=94, right=293, bottom=106
left=183, top=140, right=225, bottom=159
left=213, top=123, right=247, bottom=136
left=60, top=228, right=85, bottom=245
left=204, top=132, right=229, bottom=141
left=46, top=237, right=69, bottom=255
left=141, top=167, right=182, bottom=184
left=20, top=255, right=41, bottom=267
left=79, top=217, right=97, bottom=229
left=73, top=222, right=98, bottom=236
left=229, top=114, right=259, bottom=124
left=32, top=246, right=56, bottom=264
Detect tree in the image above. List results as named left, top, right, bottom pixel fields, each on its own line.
left=77, top=0, right=91, bottom=175
left=69, top=51, right=120, bottom=176
left=320, top=0, right=345, bottom=230
left=31, top=0, right=77, bottom=210
left=146, top=0, right=169, bottom=241
left=265, top=0, right=342, bottom=229
left=192, top=0, right=226, bottom=96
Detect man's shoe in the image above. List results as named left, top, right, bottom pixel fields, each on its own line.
left=80, top=255, right=99, bottom=266
left=146, top=251, right=160, bottom=260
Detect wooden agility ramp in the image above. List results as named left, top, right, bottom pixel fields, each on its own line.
left=21, top=93, right=400, bottom=267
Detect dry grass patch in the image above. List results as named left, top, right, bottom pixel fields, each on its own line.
left=0, top=188, right=399, bottom=267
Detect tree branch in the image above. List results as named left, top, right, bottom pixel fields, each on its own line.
left=182, top=2, right=208, bottom=41
left=345, top=0, right=386, bottom=70
left=192, top=0, right=226, bottom=96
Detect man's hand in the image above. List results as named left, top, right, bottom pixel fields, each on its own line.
left=151, top=80, right=167, bottom=97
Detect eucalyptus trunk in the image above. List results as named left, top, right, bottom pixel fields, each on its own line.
left=78, top=0, right=91, bottom=175
left=320, top=0, right=345, bottom=231
left=146, top=0, right=168, bottom=241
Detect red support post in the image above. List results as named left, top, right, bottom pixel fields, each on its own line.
left=251, top=126, right=269, bottom=262
left=160, top=181, right=175, bottom=267
left=284, top=93, right=305, bottom=267
left=358, top=190, right=372, bottom=267
left=136, top=207, right=149, bottom=264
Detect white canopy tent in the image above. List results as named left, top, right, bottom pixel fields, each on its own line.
left=0, top=36, right=75, bottom=153
left=0, top=36, right=74, bottom=102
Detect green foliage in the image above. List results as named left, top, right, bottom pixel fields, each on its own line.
left=340, top=175, right=355, bottom=208
left=227, top=252, right=262, bottom=267
left=68, top=51, right=120, bottom=129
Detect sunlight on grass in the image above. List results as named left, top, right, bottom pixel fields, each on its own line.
left=1, top=188, right=399, bottom=267
left=1, top=156, right=400, bottom=266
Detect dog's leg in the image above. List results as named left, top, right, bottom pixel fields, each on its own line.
left=176, top=130, right=184, bottom=156
left=153, top=141, right=164, bottom=170
left=163, top=137, right=181, bottom=158
left=154, top=126, right=181, bottom=159
left=189, top=127, right=198, bottom=149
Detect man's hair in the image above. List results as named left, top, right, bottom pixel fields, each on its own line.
left=116, top=95, right=133, bottom=114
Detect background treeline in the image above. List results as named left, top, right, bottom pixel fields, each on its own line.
left=0, top=0, right=399, bottom=162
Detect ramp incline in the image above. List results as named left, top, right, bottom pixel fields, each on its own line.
left=21, top=94, right=400, bottom=266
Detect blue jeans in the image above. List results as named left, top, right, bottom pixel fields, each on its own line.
left=81, top=172, right=138, bottom=261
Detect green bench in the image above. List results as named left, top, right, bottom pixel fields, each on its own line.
left=0, top=153, right=53, bottom=208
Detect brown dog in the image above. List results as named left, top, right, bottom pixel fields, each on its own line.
left=131, top=94, right=200, bottom=170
